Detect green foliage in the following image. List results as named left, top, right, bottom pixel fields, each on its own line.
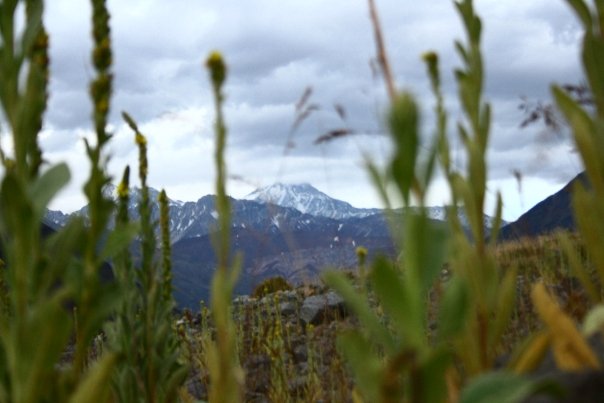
left=0, top=0, right=121, bottom=401
left=107, top=113, right=187, bottom=403
left=325, top=0, right=604, bottom=401
left=251, top=276, right=293, bottom=299
left=522, top=0, right=604, bottom=378
left=159, top=190, right=174, bottom=303
left=553, top=1, right=604, bottom=303
left=204, top=51, right=244, bottom=403
left=324, top=1, right=537, bottom=401
left=0, top=1, right=185, bottom=402
left=458, top=372, right=538, bottom=403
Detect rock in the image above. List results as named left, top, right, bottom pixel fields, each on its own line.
left=279, top=301, right=297, bottom=317
left=233, top=295, right=256, bottom=306
left=522, top=334, right=604, bottom=402
left=300, top=291, right=347, bottom=325
left=288, top=375, right=307, bottom=396
left=522, top=370, right=604, bottom=402
left=184, top=368, right=206, bottom=400
left=293, top=344, right=308, bottom=363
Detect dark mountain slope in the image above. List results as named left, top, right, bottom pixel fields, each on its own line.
left=498, top=171, right=588, bottom=241
left=170, top=220, right=397, bottom=309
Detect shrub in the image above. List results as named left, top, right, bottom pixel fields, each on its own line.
left=251, top=276, right=293, bottom=299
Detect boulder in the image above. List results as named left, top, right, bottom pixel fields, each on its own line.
left=300, top=291, right=347, bottom=325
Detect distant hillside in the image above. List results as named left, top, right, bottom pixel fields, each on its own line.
left=170, top=214, right=400, bottom=309
left=44, top=182, right=505, bottom=309
left=498, top=172, right=588, bottom=241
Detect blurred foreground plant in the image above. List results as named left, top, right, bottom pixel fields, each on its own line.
left=514, top=0, right=604, bottom=376
left=324, top=1, right=545, bottom=401
left=0, top=1, right=185, bottom=402
left=0, top=0, right=121, bottom=401
left=107, top=113, right=187, bottom=403
left=204, top=51, right=245, bottom=403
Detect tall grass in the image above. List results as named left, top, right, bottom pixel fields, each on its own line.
left=324, top=0, right=604, bottom=402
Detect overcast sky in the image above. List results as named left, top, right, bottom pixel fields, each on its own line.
left=36, top=0, right=586, bottom=220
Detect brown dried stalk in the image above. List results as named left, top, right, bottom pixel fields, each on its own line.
left=368, top=0, right=398, bottom=102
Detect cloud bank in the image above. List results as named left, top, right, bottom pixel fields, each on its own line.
left=36, top=0, right=585, bottom=220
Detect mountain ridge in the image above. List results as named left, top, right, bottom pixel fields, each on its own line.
left=243, top=182, right=380, bottom=220
left=498, top=171, right=588, bottom=241
left=44, top=182, right=508, bottom=308
left=45, top=182, right=505, bottom=242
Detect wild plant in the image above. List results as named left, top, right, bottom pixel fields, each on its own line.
left=438, top=0, right=519, bottom=377
left=0, top=0, right=186, bottom=401
left=515, top=0, right=604, bottom=374
left=303, top=324, right=323, bottom=401
left=72, top=0, right=120, bottom=380
left=0, top=0, right=122, bottom=401
left=203, top=51, right=245, bottom=403
left=106, top=112, right=187, bottom=403
left=551, top=0, right=604, bottom=306
left=323, top=0, right=543, bottom=401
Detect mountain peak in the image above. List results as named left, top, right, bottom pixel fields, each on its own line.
left=244, top=182, right=379, bottom=219
left=246, top=182, right=324, bottom=203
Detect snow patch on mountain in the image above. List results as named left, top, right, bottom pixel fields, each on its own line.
left=244, top=183, right=380, bottom=220
left=45, top=182, right=507, bottom=245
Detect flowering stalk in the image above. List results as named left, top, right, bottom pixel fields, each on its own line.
left=205, top=50, right=244, bottom=403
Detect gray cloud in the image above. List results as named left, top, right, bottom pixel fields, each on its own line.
left=35, top=0, right=587, bottom=220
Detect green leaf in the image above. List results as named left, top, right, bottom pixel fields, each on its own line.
left=41, top=217, right=87, bottom=290
left=552, top=86, right=601, bottom=187
left=559, top=232, right=599, bottom=303
left=20, top=0, right=44, bottom=56
left=565, top=0, right=594, bottom=29
left=489, top=267, right=517, bottom=347
left=455, top=41, right=469, bottom=64
left=0, top=173, right=34, bottom=233
left=323, top=270, right=396, bottom=353
left=460, top=372, right=536, bottom=403
left=337, top=331, right=383, bottom=403
left=478, top=103, right=491, bottom=150
left=404, top=212, right=449, bottom=294
left=100, top=222, right=139, bottom=261
left=8, top=290, right=72, bottom=403
left=571, top=178, right=604, bottom=283
left=161, top=364, right=190, bottom=402
left=388, top=92, right=419, bottom=204
left=78, top=283, right=122, bottom=347
left=583, top=304, right=604, bottom=336
left=30, top=163, right=70, bottom=214
left=370, top=256, right=420, bottom=348
left=417, top=348, right=452, bottom=403
left=597, top=0, right=604, bottom=19
left=583, top=33, right=604, bottom=115
left=488, top=192, right=504, bottom=248
left=438, top=276, right=469, bottom=342
left=365, top=159, right=391, bottom=209
left=69, top=352, right=118, bottom=403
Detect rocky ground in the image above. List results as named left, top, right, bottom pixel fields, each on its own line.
left=180, top=284, right=356, bottom=402
left=178, top=275, right=604, bottom=402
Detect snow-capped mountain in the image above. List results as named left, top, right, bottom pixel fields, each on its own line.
left=48, top=184, right=193, bottom=242
left=245, top=183, right=506, bottom=230
left=46, top=182, right=505, bottom=244
left=46, top=185, right=361, bottom=244
left=45, top=209, right=72, bottom=229
left=44, top=182, right=510, bottom=308
left=244, top=183, right=380, bottom=219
